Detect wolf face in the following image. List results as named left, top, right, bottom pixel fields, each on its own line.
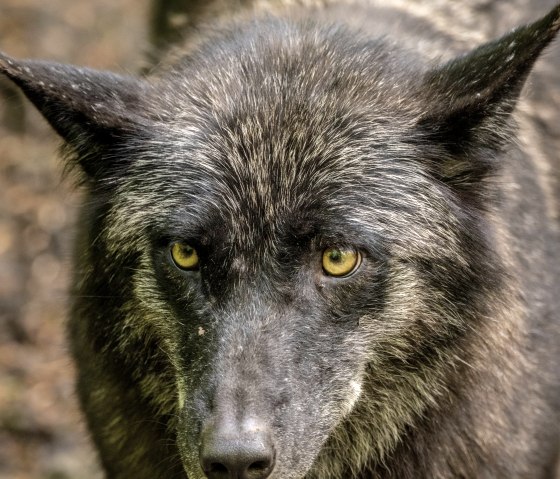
left=2, top=4, right=559, bottom=479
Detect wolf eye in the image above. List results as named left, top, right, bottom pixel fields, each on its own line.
left=170, top=243, right=199, bottom=270
left=322, top=247, right=361, bottom=277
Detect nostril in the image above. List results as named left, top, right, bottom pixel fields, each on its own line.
left=249, top=460, right=270, bottom=471
left=246, top=454, right=275, bottom=477
left=206, top=462, right=229, bottom=475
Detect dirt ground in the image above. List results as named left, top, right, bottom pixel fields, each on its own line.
left=0, top=1, right=150, bottom=477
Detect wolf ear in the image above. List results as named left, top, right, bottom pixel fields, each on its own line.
left=0, top=52, right=152, bottom=180
left=417, top=5, right=560, bottom=180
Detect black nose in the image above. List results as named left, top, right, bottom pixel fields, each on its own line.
left=200, top=422, right=275, bottom=479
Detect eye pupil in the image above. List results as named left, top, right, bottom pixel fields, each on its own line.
left=329, top=250, right=343, bottom=263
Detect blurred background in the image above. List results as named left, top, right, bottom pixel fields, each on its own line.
left=0, top=1, right=150, bottom=477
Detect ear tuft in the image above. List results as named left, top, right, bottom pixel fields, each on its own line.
left=0, top=52, right=152, bottom=179
left=418, top=4, right=560, bottom=154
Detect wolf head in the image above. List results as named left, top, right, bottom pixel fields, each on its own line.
left=2, top=5, right=559, bottom=479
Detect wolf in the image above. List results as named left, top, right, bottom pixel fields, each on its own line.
left=1, top=0, right=559, bottom=478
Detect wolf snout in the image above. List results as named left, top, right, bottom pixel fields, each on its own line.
left=200, top=419, right=276, bottom=479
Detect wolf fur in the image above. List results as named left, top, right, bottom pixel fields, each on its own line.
left=1, top=1, right=560, bottom=478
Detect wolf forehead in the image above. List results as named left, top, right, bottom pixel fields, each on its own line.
left=106, top=21, right=443, bottom=251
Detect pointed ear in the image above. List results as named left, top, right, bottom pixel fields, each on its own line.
left=0, top=52, right=153, bottom=180
left=417, top=5, right=560, bottom=164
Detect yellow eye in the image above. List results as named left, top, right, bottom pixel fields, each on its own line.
left=322, top=247, right=361, bottom=277
left=170, top=243, right=199, bottom=270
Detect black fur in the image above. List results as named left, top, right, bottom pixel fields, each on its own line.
left=1, top=2, right=559, bottom=478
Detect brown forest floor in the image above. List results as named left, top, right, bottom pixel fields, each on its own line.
left=0, top=1, right=150, bottom=477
